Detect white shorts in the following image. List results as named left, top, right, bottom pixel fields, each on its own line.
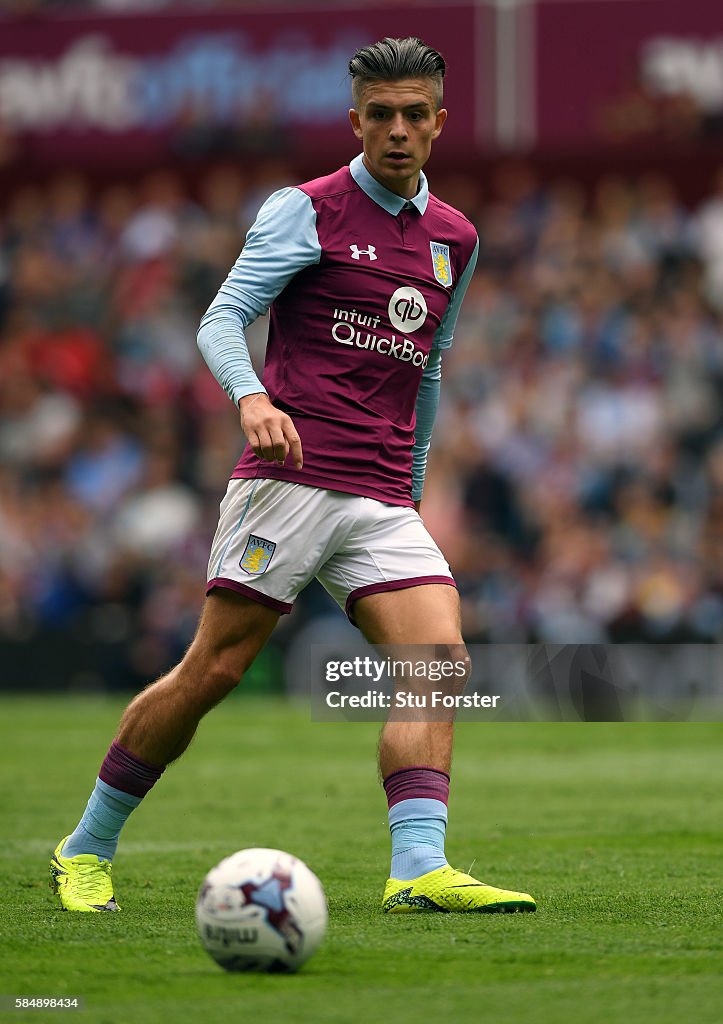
left=206, top=479, right=455, bottom=620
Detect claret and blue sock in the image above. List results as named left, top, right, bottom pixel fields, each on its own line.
left=383, top=766, right=450, bottom=880
left=62, top=741, right=165, bottom=862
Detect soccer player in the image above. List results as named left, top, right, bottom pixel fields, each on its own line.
left=50, top=37, right=536, bottom=915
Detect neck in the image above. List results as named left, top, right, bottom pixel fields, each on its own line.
left=362, top=155, right=419, bottom=200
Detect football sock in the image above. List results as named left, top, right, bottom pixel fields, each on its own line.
left=384, top=766, right=450, bottom=880
left=62, top=741, right=165, bottom=861
left=62, top=779, right=141, bottom=861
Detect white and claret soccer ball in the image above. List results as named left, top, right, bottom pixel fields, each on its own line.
left=195, top=848, right=328, bottom=973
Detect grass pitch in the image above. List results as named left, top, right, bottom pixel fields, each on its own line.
left=1, top=696, right=722, bottom=1024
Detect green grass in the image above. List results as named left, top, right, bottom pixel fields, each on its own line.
left=1, top=697, right=722, bottom=1024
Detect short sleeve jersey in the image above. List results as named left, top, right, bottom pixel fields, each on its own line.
left=230, top=158, right=478, bottom=507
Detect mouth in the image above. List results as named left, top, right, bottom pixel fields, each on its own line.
left=385, top=151, right=412, bottom=164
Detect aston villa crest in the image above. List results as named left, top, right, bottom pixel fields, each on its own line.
left=239, top=535, right=276, bottom=575
left=430, top=242, right=452, bottom=287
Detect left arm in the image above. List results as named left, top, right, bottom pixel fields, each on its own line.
left=412, top=239, right=479, bottom=510
left=412, top=348, right=442, bottom=509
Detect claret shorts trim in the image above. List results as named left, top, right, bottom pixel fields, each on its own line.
left=206, top=478, right=455, bottom=621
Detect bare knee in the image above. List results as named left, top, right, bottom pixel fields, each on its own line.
left=177, top=590, right=279, bottom=708
left=443, top=642, right=472, bottom=692
left=177, top=643, right=254, bottom=710
left=420, top=640, right=471, bottom=695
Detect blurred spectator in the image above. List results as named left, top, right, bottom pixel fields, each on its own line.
left=4, top=157, right=723, bottom=696
left=694, top=168, right=723, bottom=310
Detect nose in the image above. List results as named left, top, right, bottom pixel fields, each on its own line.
left=388, top=113, right=408, bottom=140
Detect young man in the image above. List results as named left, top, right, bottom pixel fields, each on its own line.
left=50, top=37, right=536, bottom=915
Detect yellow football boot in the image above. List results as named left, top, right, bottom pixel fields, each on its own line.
left=383, top=865, right=536, bottom=913
left=50, top=837, right=120, bottom=912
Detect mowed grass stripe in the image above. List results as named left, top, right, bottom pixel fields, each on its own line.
left=1, top=699, right=721, bottom=1024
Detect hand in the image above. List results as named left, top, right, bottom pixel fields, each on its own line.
left=239, top=393, right=303, bottom=470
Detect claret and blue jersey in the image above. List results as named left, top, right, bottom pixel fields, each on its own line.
left=198, top=153, right=479, bottom=506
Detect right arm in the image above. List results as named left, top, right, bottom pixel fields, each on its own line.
left=196, top=187, right=321, bottom=469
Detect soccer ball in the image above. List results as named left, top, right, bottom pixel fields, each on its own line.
left=195, top=848, right=328, bottom=973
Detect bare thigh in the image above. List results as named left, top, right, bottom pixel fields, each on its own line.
left=353, top=583, right=464, bottom=647
left=353, top=584, right=469, bottom=777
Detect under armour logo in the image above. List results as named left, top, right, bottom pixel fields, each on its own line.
left=350, top=244, right=377, bottom=261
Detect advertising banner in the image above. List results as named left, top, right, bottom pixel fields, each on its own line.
left=0, top=4, right=487, bottom=168
left=534, top=0, right=723, bottom=148
left=2, top=1, right=720, bottom=165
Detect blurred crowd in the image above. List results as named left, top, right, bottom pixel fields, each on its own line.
left=431, top=164, right=723, bottom=645
left=2, top=158, right=723, bottom=689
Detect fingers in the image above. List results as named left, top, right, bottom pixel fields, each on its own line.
left=241, top=403, right=303, bottom=470
left=286, top=429, right=303, bottom=471
left=249, top=427, right=286, bottom=465
left=257, top=425, right=298, bottom=467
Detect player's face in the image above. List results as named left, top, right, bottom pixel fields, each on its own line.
left=349, top=78, right=447, bottom=200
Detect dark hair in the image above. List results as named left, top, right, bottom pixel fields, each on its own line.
left=349, top=37, right=446, bottom=110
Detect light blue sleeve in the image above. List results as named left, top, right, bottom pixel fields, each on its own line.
left=196, top=187, right=321, bottom=406
left=411, top=240, right=478, bottom=500
left=411, top=348, right=442, bottom=502
left=432, top=238, right=479, bottom=350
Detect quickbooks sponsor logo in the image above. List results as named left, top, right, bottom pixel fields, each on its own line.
left=331, top=307, right=429, bottom=368
left=388, top=287, right=427, bottom=333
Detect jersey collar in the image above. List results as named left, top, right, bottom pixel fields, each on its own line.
left=350, top=153, right=429, bottom=216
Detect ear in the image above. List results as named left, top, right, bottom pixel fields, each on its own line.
left=349, top=107, right=363, bottom=141
left=432, top=108, right=447, bottom=140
